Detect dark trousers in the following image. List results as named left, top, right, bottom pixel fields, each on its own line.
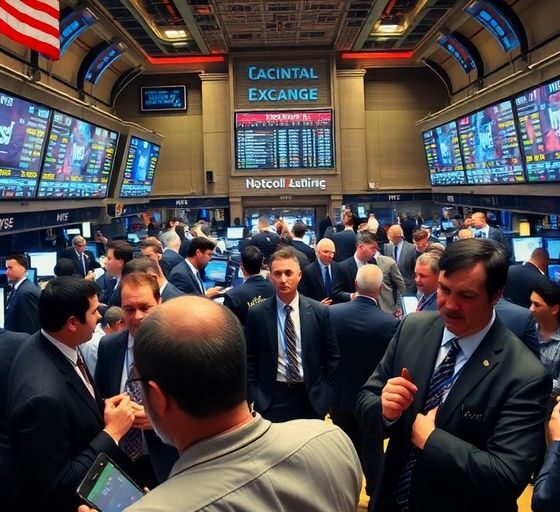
left=260, top=382, right=321, bottom=423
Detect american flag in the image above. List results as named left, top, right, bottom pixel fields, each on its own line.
left=0, top=0, right=60, bottom=60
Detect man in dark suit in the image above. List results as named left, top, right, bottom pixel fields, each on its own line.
left=0, top=327, right=28, bottom=505
left=471, top=211, right=507, bottom=246
left=7, top=277, right=134, bottom=512
left=245, top=248, right=339, bottom=422
left=95, top=273, right=178, bottom=485
left=247, top=217, right=281, bottom=264
left=299, top=238, right=340, bottom=304
left=356, top=239, right=551, bottom=512
left=159, top=230, right=184, bottom=278
left=4, top=253, right=41, bottom=334
left=330, top=264, right=398, bottom=497
left=504, top=247, right=551, bottom=308
left=223, top=246, right=274, bottom=325
left=413, top=249, right=442, bottom=312
left=59, top=235, right=100, bottom=277
left=169, top=237, right=221, bottom=298
left=332, top=211, right=356, bottom=262
left=335, top=232, right=406, bottom=314
left=123, top=255, right=184, bottom=302
left=100, top=240, right=134, bottom=307
left=291, top=221, right=316, bottom=262
left=384, top=224, right=417, bottom=294
left=495, top=297, right=540, bottom=358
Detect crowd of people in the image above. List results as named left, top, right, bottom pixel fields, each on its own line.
left=1, top=209, right=560, bottom=512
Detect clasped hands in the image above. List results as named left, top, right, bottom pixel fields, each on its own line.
left=103, top=393, right=153, bottom=443
left=381, top=368, right=437, bottom=450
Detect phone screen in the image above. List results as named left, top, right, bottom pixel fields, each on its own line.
left=84, top=460, right=143, bottom=511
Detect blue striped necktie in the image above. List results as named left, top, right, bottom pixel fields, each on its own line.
left=394, top=337, right=461, bottom=511
left=284, top=305, right=300, bottom=382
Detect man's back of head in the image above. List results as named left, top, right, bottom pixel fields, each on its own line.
left=160, top=230, right=181, bottom=251
left=257, top=216, right=270, bottom=231
left=241, top=246, right=264, bottom=276
left=355, top=264, right=383, bottom=299
left=292, top=222, right=307, bottom=239
left=530, top=247, right=550, bottom=272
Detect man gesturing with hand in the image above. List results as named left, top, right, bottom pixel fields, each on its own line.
left=356, top=239, right=551, bottom=512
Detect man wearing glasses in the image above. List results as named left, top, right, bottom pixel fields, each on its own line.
left=95, top=272, right=178, bottom=488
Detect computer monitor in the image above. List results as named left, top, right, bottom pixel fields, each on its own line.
left=27, top=251, right=57, bottom=278
left=303, top=234, right=312, bottom=246
left=0, top=269, right=6, bottom=287
left=548, top=264, right=560, bottom=284
left=86, top=243, right=99, bottom=259
left=203, top=259, right=229, bottom=286
left=545, top=238, right=560, bottom=260
left=82, top=221, right=92, bottom=239
left=511, top=237, right=544, bottom=263
left=27, top=268, right=36, bottom=284
left=66, top=227, right=81, bottom=236
left=226, top=227, right=245, bottom=240
left=0, top=286, right=4, bottom=328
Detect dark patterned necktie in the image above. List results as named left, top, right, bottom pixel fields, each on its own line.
left=120, top=360, right=143, bottom=461
left=5, top=284, right=14, bottom=307
left=283, top=305, right=300, bottom=382
left=394, top=337, right=461, bottom=511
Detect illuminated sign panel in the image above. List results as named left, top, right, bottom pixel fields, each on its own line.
left=141, top=86, right=187, bottom=112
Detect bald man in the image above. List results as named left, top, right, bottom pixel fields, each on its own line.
left=457, top=228, right=474, bottom=240
left=384, top=225, right=417, bottom=294
left=299, top=238, right=341, bottom=304
left=329, top=264, right=399, bottom=498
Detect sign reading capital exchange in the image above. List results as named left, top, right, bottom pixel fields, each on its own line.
left=247, top=65, right=319, bottom=102
left=245, top=177, right=327, bottom=191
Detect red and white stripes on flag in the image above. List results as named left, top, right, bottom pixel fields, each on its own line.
left=0, top=0, right=60, bottom=60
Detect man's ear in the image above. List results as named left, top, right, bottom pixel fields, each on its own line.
left=146, top=380, right=168, bottom=415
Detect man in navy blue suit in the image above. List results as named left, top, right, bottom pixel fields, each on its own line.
left=245, top=248, right=339, bottom=422
left=169, top=237, right=221, bottom=298
left=223, top=246, right=274, bottom=325
left=95, top=272, right=178, bottom=486
left=4, top=254, right=41, bottom=334
left=99, top=240, right=134, bottom=307
left=504, top=247, right=551, bottom=308
left=59, top=235, right=100, bottom=278
left=159, top=230, right=184, bottom=279
left=330, top=264, right=398, bottom=498
left=299, top=238, right=340, bottom=304
left=414, top=250, right=442, bottom=312
left=291, top=222, right=316, bottom=262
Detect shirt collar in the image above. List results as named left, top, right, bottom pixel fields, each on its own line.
left=160, top=280, right=168, bottom=295
left=12, top=276, right=27, bottom=289
left=127, top=332, right=134, bottom=349
left=441, top=310, right=496, bottom=359
left=42, top=329, right=77, bottom=364
left=276, top=293, right=299, bottom=313
left=185, top=258, right=199, bottom=276
left=317, top=260, right=330, bottom=271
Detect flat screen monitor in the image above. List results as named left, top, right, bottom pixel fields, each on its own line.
left=119, top=136, right=161, bottom=197
left=226, top=227, right=245, bottom=240
left=511, top=237, right=543, bottom=263
left=66, top=227, right=80, bottom=236
left=401, top=295, right=419, bottom=315
left=303, top=233, right=312, bottom=246
left=37, top=111, right=118, bottom=198
left=86, top=243, right=99, bottom=259
left=545, top=238, right=560, bottom=260
left=0, top=286, right=4, bottom=327
left=0, top=91, right=51, bottom=198
left=82, top=221, right=91, bottom=239
left=204, top=259, right=229, bottom=285
left=27, top=251, right=57, bottom=277
left=0, top=269, right=6, bottom=287
left=549, top=264, right=560, bottom=283
left=235, top=110, right=334, bottom=169
left=458, top=100, right=525, bottom=184
left=515, top=78, right=560, bottom=182
left=422, top=121, right=466, bottom=185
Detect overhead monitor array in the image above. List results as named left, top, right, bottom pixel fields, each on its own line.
left=422, top=76, right=560, bottom=186
left=0, top=88, right=162, bottom=200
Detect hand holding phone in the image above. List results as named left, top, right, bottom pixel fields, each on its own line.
left=77, top=453, right=143, bottom=512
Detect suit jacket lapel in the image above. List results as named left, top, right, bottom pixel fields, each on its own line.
left=265, top=297, right=279, bottom=363
left=299, top=296, right=313, bottom=366
left=110, top=331, right=129, bottom=395
left=312, top=261, right=325, bottom=293
left=39, top=335, right=103, bottom=422
left=437, top=322, right=503, bottom=425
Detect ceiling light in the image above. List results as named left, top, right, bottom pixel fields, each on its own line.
left=172, top=42, right=188, bottom=47
left=377, top=24, right=401, bottom=33
left=164, top=29, right=187, bottom=39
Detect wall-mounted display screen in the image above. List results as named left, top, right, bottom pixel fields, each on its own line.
left=0, top=91, right=51, bottom=199
left=37, top=111, right=118, bottom=198
left=422, top=121, right=466, bottom=185
left=511, top=236, right=543, bottom=263
left=458, top=100, right=525, bottom=184
left=141, top=86, right=187, bottom=112
left=119, top=136, right=161, bottom=197
left=515, top=78, right=560, bottom=183
left=235, top=110, right=333, bottom=169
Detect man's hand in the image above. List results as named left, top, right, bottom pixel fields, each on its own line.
left=320, top=298, right=333, bottom=305
left=84, top=271, right=95, bottom=282
left=549, top=399, right=560, bottom=440
left=411, top=407, right=438, bottom=450
left=205, top=287, right=222, bottom=299
left=131, top=402, right=153, bottom=430
left=78, top=506, right=97, bottom=512
left=103, top=394, right=135, bottom=442
left=381, top=368, right=418, bottom=421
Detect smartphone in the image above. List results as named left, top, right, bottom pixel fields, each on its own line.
left=77, top=453, right=143, bottom=512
